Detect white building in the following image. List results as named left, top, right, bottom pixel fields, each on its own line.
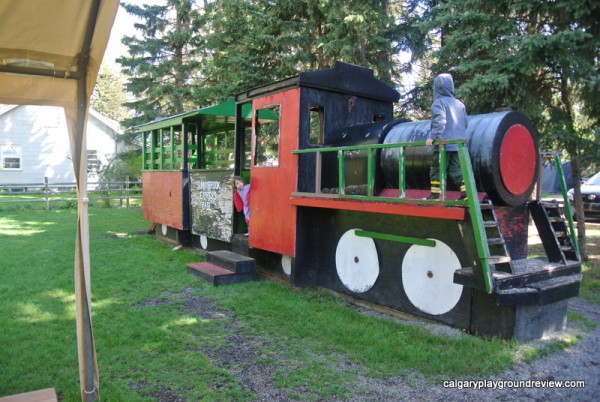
left=0, top=104, right=125, bottom=185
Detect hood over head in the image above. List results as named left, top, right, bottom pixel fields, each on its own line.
left=433, top=73, right=455, bottom=99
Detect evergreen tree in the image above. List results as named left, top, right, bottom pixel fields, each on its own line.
left=117, top=1, right=405, bottom=114
left=407, top=0, right=599, bottom=151
left=118, top=0, right=203, bottom=127
left=91, top=65, right=128, bottom=122
left=406, top=0, right=599, bottom=259
left=195, top=0, right=400, bottom=105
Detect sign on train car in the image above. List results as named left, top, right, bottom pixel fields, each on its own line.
left=189, top=170, right=235, bottom=242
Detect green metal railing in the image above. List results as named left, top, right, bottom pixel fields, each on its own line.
left=294, top=140, right=469, bottom=204
left=458, top=145, right=494, bottom=292
left=551, top=154, right=579, bottom=257
left=293, top=140, right=494, bottom=293
left=295, top=140, right=433, bottom=196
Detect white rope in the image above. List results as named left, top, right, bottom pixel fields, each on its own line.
left=84, top=387, right=96, bottom=395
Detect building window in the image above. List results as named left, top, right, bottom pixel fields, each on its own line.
left=1, top=144, right=22, bottom=170
left=254, top=105, right=280, bottom=167
left=87, top=150, right=101, bottom=172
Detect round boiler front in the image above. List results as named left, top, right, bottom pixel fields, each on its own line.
left=380, top=111, right=539, bottom=206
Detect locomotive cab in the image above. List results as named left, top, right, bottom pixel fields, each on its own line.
left=234, top=61, right=400, bottom=257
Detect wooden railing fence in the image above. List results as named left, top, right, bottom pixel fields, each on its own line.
left=0, top=176, right=142, bottom=211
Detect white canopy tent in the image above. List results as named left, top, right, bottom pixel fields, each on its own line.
left=0, top=1, right=120, bottom=400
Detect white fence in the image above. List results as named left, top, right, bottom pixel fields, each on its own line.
left=0, top=176, right=142, bottom=210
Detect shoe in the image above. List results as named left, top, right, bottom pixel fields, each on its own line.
left=424, top=193, right=440, bottom=200
left=243, top=232, right=249, bottom=237
left=458, top=192, right=468, bottom=200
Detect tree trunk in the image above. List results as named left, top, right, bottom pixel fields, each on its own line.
left=559, top=68, right=588, bottom=261
left=570, top=159, right=588, bottom=261
left=173, top=9, right=185, bottom=115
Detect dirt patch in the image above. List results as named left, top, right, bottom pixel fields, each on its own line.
left=133, top=289, right=190, bottom=308
left=105, top=230, right=151, bottom=239
left=134, top=285, right=600, bottom=401
left=180, top=290, right=295, bottom=401
left=129, top=382, right=185, bottom=402
left=135, top=289, right=293, bottom=400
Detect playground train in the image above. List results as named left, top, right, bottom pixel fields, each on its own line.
left=137, top=62, right=581, bottom=341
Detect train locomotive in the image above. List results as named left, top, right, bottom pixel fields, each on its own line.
left=138, top=62, right=581, bottom=341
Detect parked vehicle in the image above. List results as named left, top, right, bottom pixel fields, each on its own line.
left=569, top=171, right=600, bottom=219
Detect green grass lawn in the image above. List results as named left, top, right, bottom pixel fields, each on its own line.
left=0, top=207, right=591, bottom=400
left=580, top=226, right=600, bottom=303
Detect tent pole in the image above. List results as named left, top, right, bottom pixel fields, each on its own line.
left=74, top=1, right=103, bottom=400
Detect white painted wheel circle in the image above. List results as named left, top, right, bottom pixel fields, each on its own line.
left=401, top=239, right=463, bottom=315
left=161, top=224, right=168, bottom=236
left=335, top=229, right=380, bottom=293
left=281, top=255, right=292, bottom=276
left=199, top=235, right=208, bottom=250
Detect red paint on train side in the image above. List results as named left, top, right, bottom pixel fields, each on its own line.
left=142, top=171, right=185, bottom=229
left=248, top=88, right=300, bottom=257
left=290, top=195, right=467, bottom=220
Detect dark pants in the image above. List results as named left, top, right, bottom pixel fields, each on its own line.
left=429, top=150, right=465, bottom=193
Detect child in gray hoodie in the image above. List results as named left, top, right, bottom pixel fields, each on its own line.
left=425, top=73, right=468, bottom=200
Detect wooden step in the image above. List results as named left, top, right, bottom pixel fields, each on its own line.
left=535, top=275, right=582, bottom=305
left=487, top=255, right=511, bottom=264
left=454, top=258, right=582, bottom=303
left=496, top=274, right=582, bottom=306
left=187, top=262, right=255, bottom=286
left=494, top=259, right=581, bottom=290
left=541, top=201, right=560, bottom=209
left=487, top=237, right=505, bottom=246
left=454, top=266, right=507, bottom=287
left=494, top=286, right=540, bottom=306
left=207, top=250, right=255, bottom=274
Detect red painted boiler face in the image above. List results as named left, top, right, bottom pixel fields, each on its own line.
left=499, top=124, right=537, bottom=196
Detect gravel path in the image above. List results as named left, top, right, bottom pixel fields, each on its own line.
left=345, top=297, right=600, bottom=402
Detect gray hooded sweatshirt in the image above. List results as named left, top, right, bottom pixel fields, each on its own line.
left=429, top=73, right=468, bottom=152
